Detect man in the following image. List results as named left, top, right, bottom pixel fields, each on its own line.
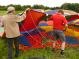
left=48, top=9, right=68, bottom=55
left=2, top=6, right=26, bottom=59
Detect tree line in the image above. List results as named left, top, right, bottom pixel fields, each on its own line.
left=61, top=3, right=79, bottom=13
left=0, top=4, right=53, bottom=11
left=0, top=3, right=79, bottom=13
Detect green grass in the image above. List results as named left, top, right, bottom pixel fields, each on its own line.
left=0, top=11, right=23, bottom=15
left=0, top=11, right=6, bottom=15
left=0, top=39, right=79, bottom=59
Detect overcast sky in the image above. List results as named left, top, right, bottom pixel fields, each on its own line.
left=0, top=0, right=79, bottom=7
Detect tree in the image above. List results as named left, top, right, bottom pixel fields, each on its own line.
left=61, top=3, right=79, bottom=13
left=32, top=4, right=45, bottom=9
left=0, top=6, right=7, bottom=10
left=22, top=5, right=32, bottom=10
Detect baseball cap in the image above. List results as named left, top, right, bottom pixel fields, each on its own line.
left=7, top=6, right=15, bottom=12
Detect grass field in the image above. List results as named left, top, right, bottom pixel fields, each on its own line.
left=0, top=11, right=23, bottom=15
left=0, top=39, right=79, bottom=59
left=0, top=10, right=79, bottom=59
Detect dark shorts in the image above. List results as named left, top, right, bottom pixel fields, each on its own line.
left=47, top=30, right=66, bottom=42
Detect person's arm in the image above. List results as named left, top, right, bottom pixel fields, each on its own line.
left=16, top=8, right=31, bottom=22
left=64, top=24, right=68, bottom=31
left=16, top=12, right=26, bottom=22
left=62, top=17, right=68, bottom=31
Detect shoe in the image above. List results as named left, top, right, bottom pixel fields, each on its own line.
left=52, top=48, right=55, bottom=52
left=60, top=50, right=64, bottom=55
left=15, top=54, right=19, bottom=57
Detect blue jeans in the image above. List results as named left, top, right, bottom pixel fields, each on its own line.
left=7, top=37, right=19, bottom=59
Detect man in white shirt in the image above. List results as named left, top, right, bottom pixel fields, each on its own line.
left=2, top=6, right=26, bottom=59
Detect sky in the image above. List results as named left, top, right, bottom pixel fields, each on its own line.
left=0, top=0, right=79, bottom=7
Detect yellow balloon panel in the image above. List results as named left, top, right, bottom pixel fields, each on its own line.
left=64, top=28, right=74, bottom=36
left=65, top=28, right=79, bottom=37
left=39, top=26, right=53, bottom=32
left=73, top=31, right=79, bottom=37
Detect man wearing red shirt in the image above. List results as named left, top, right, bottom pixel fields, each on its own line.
left=48, top=9, right=68, bottom=55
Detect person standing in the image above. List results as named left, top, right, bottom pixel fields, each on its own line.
left=48, top=9, right=68, bottom=55
left=2, top=6, right=26, bottom=59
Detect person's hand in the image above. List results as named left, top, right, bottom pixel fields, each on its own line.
left=63, top=28, right=67, bottom=32
left=26, top=8, right=30, bottom=11
left=24, top=8, right=31, bottom=14
left=63, top=24, right=68, bottom=32
left=20, top=34, right=23, bottom=36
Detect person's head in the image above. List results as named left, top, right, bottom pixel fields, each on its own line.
left=58, top=9, right=64, bottom=15
left=7, top=6, right=15, bottom=14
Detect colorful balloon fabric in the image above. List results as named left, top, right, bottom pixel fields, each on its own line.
left=17, top=11, right=79, bottom=50
left=1, top=10, right=79, bottom=50
left=39, top=20, right=53, bottom=32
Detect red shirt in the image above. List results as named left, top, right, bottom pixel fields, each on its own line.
left=49, top=13, right=67, bottom=30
